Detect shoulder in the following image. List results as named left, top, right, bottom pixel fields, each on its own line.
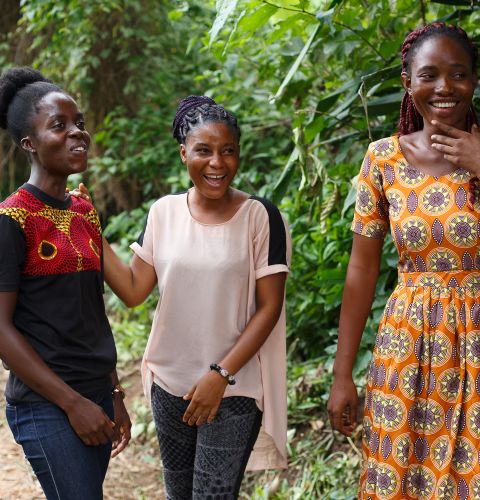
left=366, top=135, right=401, bottom=161
left=247, top=196, right=288, bottom=237
left=150, top=191, right=187, bottom=212
left=248, top=196, right=284, bottom=221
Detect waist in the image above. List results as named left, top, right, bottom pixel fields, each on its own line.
left=397, top=271, right=480, bottom=290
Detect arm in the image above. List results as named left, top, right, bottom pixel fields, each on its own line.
left=327, top=233, right=383, bottom=436
left=70, top=183, right=157, bottom=307
left=109, top=369, right=131, bottom=457
left=0, top=291, right=115, bottom=445
left=182, top=272, right=287, bottom=426
left=102, top=238, right=157, bottom=307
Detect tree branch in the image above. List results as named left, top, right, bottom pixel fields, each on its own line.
left=260, top=0, right=317, bottom=18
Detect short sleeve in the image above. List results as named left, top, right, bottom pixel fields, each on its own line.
left=351, top=146, right=390, bottom=239
left=130, top=209, right=154, bottom=266
left=0, top=215, right=26, bottom=291
left=251, top=197, right=291, bottom=280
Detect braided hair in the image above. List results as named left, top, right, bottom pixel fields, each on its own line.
left=0, top=67, right=63, bottom=148
left=398, top=22, right=478, bottom=136
left=172, top=95, right=241, bottom=144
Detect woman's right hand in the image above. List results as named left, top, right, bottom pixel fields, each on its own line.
left=68, top=182, right=91, bottom=202
left=65, top=396, right=115, bottom=446
left=327, top=375, right=359, bottom=436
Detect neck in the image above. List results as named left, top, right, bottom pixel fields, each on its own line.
left=27, top=170, right=68, bottom=201
left=190, top=186, right=234, bottom=211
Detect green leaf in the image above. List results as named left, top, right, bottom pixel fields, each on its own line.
left=237, top=4, right=277, bottom=34
left=270, top=23, right=321, bottom=102
left=209, top=0, right=239, bottom=47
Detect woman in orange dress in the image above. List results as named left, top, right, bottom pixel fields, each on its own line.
left=328, top=22, right=480, bottom=499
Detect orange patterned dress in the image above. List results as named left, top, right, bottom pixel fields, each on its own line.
left=353, top=136, right=480, bottom=500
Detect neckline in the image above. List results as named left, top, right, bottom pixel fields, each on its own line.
left=185, top=188, right=251, bottom=226
left=22, top=183, right=72, bottom=210
left=394, top=135, right=469, bottom=179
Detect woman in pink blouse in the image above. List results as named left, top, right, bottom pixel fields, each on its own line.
left=98, top=96, right=291, bottom=498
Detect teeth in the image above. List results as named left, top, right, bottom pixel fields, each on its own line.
left=432, top=102, right=456, bottom=108
left=73, top=147, right=86, bottom=151
left=206, top=175, right=224, bottom=179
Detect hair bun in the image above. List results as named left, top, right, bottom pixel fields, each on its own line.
left=0, top=67, right=51, bottom=129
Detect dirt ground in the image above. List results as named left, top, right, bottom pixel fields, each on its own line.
left=0, top=362, right=164, bottom=500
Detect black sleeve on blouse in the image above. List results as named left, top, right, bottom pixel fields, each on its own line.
left=0, top=215, right=26, bottom=291
left=250, top=196, right=287, bottom=266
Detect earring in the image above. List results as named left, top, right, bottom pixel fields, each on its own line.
left=407, top=89, right=412, bottom=95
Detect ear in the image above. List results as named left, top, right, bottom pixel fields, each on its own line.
left=401, top=71, right=411, bottom=95
left=20, top=137, right=36, bottom=154
left=179, top=144, right=187, bottom=164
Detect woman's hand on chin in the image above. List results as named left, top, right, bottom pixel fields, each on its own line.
left=431, top=120, right=480, bottom=176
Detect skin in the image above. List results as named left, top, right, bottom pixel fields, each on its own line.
left=0, top=91, right=131, bottom=454
left=327, top=35, right=478, bottom=436
left=95, top=121, right=287, bottom=426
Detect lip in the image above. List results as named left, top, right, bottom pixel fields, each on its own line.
left=69, top=142, right=88, bottom=153
left=203, top=174, right=227, bottom=187
left=429, top=100, right=458, bottom=109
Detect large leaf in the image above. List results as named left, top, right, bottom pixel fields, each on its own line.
left=209, top=0, right=238, bottom=47
left=270, top=23, right=321, bottom=102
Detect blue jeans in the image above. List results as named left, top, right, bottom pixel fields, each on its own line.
left=6, top=390, right=113, bottom=500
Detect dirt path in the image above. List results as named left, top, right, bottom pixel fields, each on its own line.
left=0, top=363, right=164, bottom=500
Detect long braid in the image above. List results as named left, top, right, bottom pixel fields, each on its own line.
left=398, top=22, right=478, bottom=136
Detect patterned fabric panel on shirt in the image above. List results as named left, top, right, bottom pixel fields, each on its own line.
left=0, top=186, right=102, bottom=276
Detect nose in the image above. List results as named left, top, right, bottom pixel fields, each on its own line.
left=435, top=76, right=453, bottom=95
left=209, top=152, right=222, bottom=168
left=68, top=125, right=84, bottom=138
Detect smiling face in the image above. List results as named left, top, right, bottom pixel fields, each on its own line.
left=179, top=121, right=240, bottom=201
left=402, top=35, right=477, bottom=131
left=22, top=91, right=90, bottom=178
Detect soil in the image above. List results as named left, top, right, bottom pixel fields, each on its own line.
left=0, top=362, right=164, bottom=500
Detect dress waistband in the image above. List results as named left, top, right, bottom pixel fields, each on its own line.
left=397, top=271, right=480, bottom=290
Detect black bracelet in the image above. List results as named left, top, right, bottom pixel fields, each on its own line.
left=210, top=363, right=236, bottom=385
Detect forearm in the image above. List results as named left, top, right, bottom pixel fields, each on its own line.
left=0, top=323, right=81, bottom=411
left=333, top=263, right=379, bottom=378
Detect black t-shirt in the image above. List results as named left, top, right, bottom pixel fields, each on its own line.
left=0, top=183, right=116, bottom=401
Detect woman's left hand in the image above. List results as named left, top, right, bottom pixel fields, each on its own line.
left=68, top=182, right=91, bottom=201
left=111, top=396, right=132, bottom=457
left=431, top=120, right=480, bottom=175
left=182, top=371, right=228, bottom=426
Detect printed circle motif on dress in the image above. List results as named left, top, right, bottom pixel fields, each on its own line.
left=465, top=331, right=480, bottom=367
left=461, top=273, right=480, bottom=298
left=370, top=160, right=384, bottom=191
left=426, top=331, right=451, bottom=367
left=392, top=434, right=413, bottom=467
left=362, top=416, right=373, bottom=450
left=396, top=159, right=427, bottom=188
left=445, top=212, right=478, bottom=248
left=405, top=464, right=436, bottom=499
left=401, top=216, right=431, bottom=252
left=469, top=474, right=480, bottom=498
left=466, top=402, right=480, bottom=439
left=408, top=298, right=425, bottom=332
left=356, top=181, right=376, bottom=217
left=435, top=473, right=456, bottom=500
left=391, top=328, right=413, bottom=363
left=364, top=458, right=378, bottom=495
left=430, top=436, right=452, bottom=471
left=372, top=463, right=401, bottom=499
left=37, top=239, right=58, bottom=260
left=386, top=189, right=405, bottom=221
left=437, top=368, right=461, bottom=403
left=427, top=248, right=460, bottom=272
left=399, top=364, right=425, bottom=400
left=407, top=398, right=444, bottom=435
left=375, top=324, right=395, bottom=358
left=447, top=169, right=471, bottom=184
left=451, top=436, right=476, bottom=474
left=364, top=220, right=387, bottom=239
left=370, top=137, right=396, bottom=160
left=419, top=182, right=454, bottom=216
left=392, top=296, right=407, bottom=323
left=379, top=394, right=407, bottom=431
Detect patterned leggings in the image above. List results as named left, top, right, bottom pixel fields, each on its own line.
left=151, top=382, right=262, bottom=500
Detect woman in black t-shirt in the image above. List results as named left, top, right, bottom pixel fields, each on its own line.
left=0, top=67, right=131, bottom=500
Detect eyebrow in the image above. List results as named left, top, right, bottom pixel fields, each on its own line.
left=47, top=113, right=85, bottom=120
left=417, top=63, right=468, bottom=71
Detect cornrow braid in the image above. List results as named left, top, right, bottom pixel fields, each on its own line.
left=398, top=22, right=478, bottom=136
left=172, top=95, right=241, bottom=144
